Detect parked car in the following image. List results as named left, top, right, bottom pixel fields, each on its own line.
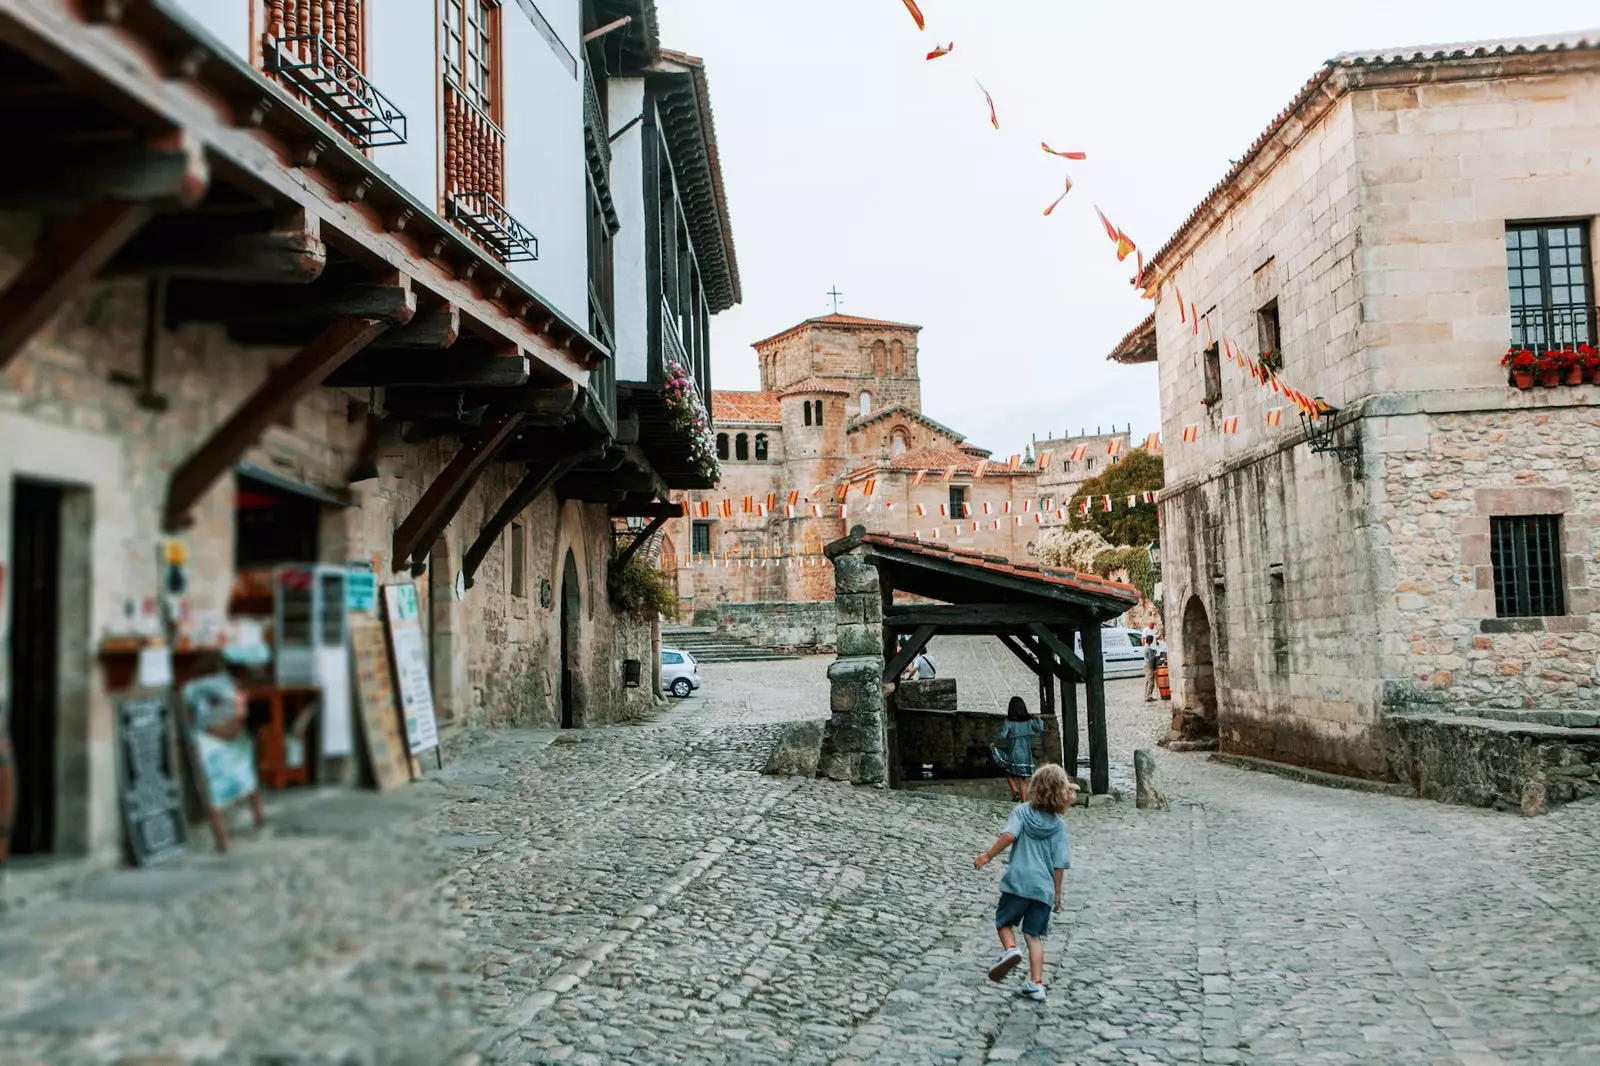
left=1074, top=626, right=1148, bottom=681
left=661, top=648, right=701, bottom=698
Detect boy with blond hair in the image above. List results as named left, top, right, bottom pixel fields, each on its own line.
left=974, top=763, right=1076, bottom=1001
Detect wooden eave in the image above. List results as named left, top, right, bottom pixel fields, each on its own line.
left=647, top=63, right=739, bottom=312
left=0, top=0, right=609, bottom=386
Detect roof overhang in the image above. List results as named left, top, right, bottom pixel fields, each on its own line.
left=650, top=51, right=740, bottom=312
left=589, top=0, right=661, bottom=72
left=1107, top=312, right=1157, bottom=365
left=848, top=403, right=964, bottom=440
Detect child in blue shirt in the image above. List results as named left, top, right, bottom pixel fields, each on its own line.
left=974, top=763, right=1075, bottom=1002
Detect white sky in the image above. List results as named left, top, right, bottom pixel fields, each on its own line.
left=654, top=1, right=1597, bottom=457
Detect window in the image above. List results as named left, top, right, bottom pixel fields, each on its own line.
left=1508, top=222, right=1595, bottom=351
left=443, top=0, right=497, bottom=118
left=891, top=429, right=908, bottom=455
left=692, top=522, right=712, bottom=555
left=735, top=433, right=749, bottom=461
left=1203, top=343, right=1222, bottom=404
left=509, top=521, right=525, bottom=597
left=1086, top=457, right=1096, bottom=472
left=754, top=433, right=769, bottom=461
left=441, top=0, right=510, bottom=249
left=815, top=401, right=823, bottom=426
left=1491, top=515, right=1565, bottom=617
left=948, top=485, right=967, bottom=517
left=859, top=391, right=873, bottom=416
left=662, top=651, right=683, bottom=665
left=716, top=433, right=728, bottom=460
left=803, top=402, right=813, bottom=427
left=1258, top=299, right=1281, bottom=364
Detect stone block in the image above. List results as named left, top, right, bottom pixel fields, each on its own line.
left=836, top=622, right=883, bottom=658
left=1474, top=485, right=1573, bottom=516
left=832, top=553, right=880, bottom=595
left=897, top=678, right=957, bottom=711
left=835, top=594, right=865, bottom=626
left=764, top=720, right=824, bottom=777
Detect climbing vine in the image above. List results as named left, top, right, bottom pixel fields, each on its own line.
left=1090, top=546, right=1157, bottom=602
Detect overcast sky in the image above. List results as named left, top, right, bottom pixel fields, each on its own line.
left=654, top=1, right=1596, bottom=457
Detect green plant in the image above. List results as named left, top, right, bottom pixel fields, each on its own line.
left=608, top=554, right=678, bottom=620
left=1090, top=546, right=1157, bottom=601
left=1259, top=349, right=1282, bottom=374
left=1202, top=387, right=1223, bottom=409
left=1067, top=448, right=1163, bottom=548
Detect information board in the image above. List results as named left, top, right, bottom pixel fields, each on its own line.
left=349, top=619, right=413, bottom=791
left=382, top=583, right=439, bottom=755
left=117, top=696, right=186, bottom=866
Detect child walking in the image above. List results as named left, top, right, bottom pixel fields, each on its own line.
left=992, top=696, right=1044, bottom=802
left=974, top=763, right=1076, bottom=1002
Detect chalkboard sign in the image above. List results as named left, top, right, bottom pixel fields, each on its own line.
left=118, top=696, right=186, bottom=866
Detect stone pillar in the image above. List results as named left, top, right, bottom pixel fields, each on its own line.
left=818, top=550, right=888, bottom=786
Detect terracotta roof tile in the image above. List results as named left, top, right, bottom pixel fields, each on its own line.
left=1107, top=312, right=1157, bottom=365
left=849, top=404, right=964, bottom=440
left=777, top=377, right=850, bottom=397
left=857, top=531, right=1141, bottom=606
left=711, top=390, right=781, bottom=423
left=752, top=313, right=922, bottom=349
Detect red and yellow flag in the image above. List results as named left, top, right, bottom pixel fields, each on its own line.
left=925, top=41, right=953, bottom=60
left=787, top=489, right=800, bottom=509
left=1266, top=407, right=1283, bottom=427
left=1042, top=176, right=1073, bottom=216
left=1069, top=444, right=1088, bottom=462
left=1221, top=416, right=1240, bottom=435
left=911, top=469, right=927, bottom=485
left=1106, top=438, right=1124, bottom=457
left=901, top=0, right=925, bottom=30
left=1144, top=432, right=1161, bottom=452
left=1181, top=424, right=1199, bottom=443
left=1037, top=449, right=1053, bottom=470
left=942, top=465, right=958, bottom=481
left=1041, top=143, right=1087, bottom=160
left=975, top=79, right=999, bottom=129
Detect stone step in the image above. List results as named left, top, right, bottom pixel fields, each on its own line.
left=661, top=626, right=799, bottom=663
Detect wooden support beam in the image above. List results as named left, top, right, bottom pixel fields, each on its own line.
left=0, top=199, right=153, bottom=372
left=609, top=501, right=684, bottom=520
left=168, top=279, right=416, bottom=326
left=391, top=409, right=528, bottom=573
left=462, top=449, right=596, bottom=588
left=365, top=308, right=461, bottom=349
left=1038, top=643, right=1063, bottom=767
left=885, top=603, right=1090, bottom=631
left=997, top=633, right=1042, bottom=675
left=0, top=133, right=208, bottom=208
left=324, top=352, right=530, bottom=389
left=884, top=624, right=938, bottom=683
left=1062, top=662, right=1080, bottom=777
left=109, top=218, right=326, bottom=283
left=1083, top=623, right=1109, bottom=795
left=615, top=515, right=669, bottom=569
left=163, top=317, right=390, bottom=530
left=1026, top=623, right=1087, bottom=682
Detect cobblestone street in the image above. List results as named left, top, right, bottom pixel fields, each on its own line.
left=6, top=639, right=1600, bottom=1065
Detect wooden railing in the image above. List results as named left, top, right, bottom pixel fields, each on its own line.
left=265, top=0, right=365, bottom=71
left=443, top=80, right=505, bottom=205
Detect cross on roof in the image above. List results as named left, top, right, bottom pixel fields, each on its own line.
left=826, top=286, right=843, bottom=314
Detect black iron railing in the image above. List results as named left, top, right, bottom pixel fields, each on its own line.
left=1491, top=514, right=1565, bottom=618
left=1510, top=302, right=1597, bottom=353
left=583, top=61, right=611, bottom=191
left=446, top=191, right=539, bottom=263
left=264, top=34, right=406, bottom=148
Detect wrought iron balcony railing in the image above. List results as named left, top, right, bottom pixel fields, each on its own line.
left=264, top=34, right=406, bottom=148
left=447, top=190, right=539, bottom=264
left=583, top=61, right=611, bottom=192
left=1510, top=302, right=1598, bottom=353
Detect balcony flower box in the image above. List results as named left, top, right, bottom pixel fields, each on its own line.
left=1502, top=347, right=1538, bottom=389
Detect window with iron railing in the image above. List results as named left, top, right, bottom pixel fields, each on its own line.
left=1491, top=514, right=1565, bottom=618
left=1507, top=222, right=1596, bottom=352
left=260, top=0, right=406, bottom=148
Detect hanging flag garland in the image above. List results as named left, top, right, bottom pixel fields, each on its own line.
left=901, top=0, right=925, bottom=31
left=926, top=41, right=953, bottom=60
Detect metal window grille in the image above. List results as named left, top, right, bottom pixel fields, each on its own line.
left=1490, top=515, right=1565, bottom=618
left=692, top=522, right=711, bottom=556
left=948, top=486, right=967, bottom=515
left=1507, top=222, right=1597, bottom=352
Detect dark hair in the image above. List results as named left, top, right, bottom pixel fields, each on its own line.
left=1006, top=696, right=1030, bottom=722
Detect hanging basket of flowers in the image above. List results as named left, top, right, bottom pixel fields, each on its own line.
left=1502, top=346, right=1538, bottom=389
left=662, top=362, right=720, bottom=482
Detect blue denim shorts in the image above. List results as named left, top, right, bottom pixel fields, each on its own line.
left=995, top=891, right=1052, bottom=937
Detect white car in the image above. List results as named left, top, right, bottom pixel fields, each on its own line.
left=1074, top=626, right=1150, bottom=681
left=661, top=648, right=701, bottom=698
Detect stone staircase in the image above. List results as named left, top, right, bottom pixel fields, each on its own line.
left=660, top=625, right=798, bottom=663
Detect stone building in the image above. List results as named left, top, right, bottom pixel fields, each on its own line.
left=1121, top=31, right=1600, bottom=802
left=658, top=313, right=1047, bottom=642
left=1031, top=424, right=1138, bottom=527
left=0, top=1, right=736, bottom=868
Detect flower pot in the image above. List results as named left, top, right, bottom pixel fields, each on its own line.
left=1539, top=369, right=1563, bottom=388
left=1513, top=371, right=1536, bottom=389
left=1565, top=365, right=1584, bottom=386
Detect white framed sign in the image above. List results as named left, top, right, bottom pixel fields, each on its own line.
left=382, top=582, right=439, bottom=755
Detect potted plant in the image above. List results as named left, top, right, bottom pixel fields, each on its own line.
left=1259, top=349, right=1283, bottom=374
left=1536, top=349, right=1566, bottom=388
left=1579, top=344, right=1600, bottom=384
left=1560, top=346, right=1585, bottom=386
left=1502, top=347, right=1538, bottom=389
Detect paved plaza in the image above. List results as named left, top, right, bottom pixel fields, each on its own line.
left=5, top=639, right=1600, bottom=1065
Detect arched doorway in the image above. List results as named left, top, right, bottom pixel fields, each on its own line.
left=560, top=550, right=581, bottom=729
left=1181, top=595, right=1218, bottom=738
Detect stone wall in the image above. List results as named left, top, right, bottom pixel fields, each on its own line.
left=896, top=707, right=1061, bottom=780
left=818, top=552, right=887, bottom=786
left=1385, top=714, right=1600, bottom=814
left=696, top=600, right=836, bottom=651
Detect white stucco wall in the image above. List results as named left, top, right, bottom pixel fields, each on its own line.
left=169, top=0, right=250, bottom=59
left=368, top=0, right=440, bottom=212
left=502, top=1, right=588, bottom=327
left=609, top=78, right=649, bottom=381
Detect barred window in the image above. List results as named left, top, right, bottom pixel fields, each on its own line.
left=1507, top=222, right=1595, bottom=352
left=1491, top=515, right=1565, bottom=618
left=692, top=522, right=712, bottom=556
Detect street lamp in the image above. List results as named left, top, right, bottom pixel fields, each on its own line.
left=1146, top=541, right=1162, bottom=575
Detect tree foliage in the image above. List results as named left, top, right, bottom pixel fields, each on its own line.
left=608, top=554, right=678, bottom=620
left=1067, top=448, right=1163, bottom=548
left=1032, top=528, right=1111, bottom=572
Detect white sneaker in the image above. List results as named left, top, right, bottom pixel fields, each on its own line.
left=987, top=947, right=1024, bottom=982
left=1017, top=980, right=1046, bottom=1002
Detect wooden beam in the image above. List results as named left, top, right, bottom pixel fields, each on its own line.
left=324, top=352, right=530, bottom=389
left=365, top=308, right=461, bottom=349
left=109, top=218, right=326, bottom=283
left=869, top=550, right=1130, bottom=617
left=391, top=409, right=528, bottom=572
left=1083, top=622, right=1109, bottom=795
left=885, top=603, right=1088, bottom=629
left=1038, top=643, right=1063, bottom=767
left=884, top=624, right=937, bottom=683
left=462, top=449, right=595, bottom=588
left=1062, top=662, right=1080, bottom=777
left=162, top=317, right=391, bottom=530
left=615, top=515, right=669, bottom=569
left=167, top=279, right=416, bottom=326
left=609, top=501, right=684, bottom=520
left=0, top=133, right=208, bottom=208
left=1026, top=623, right=1087, bottom=682
left=0, top=199, right=153, bottom=371
left=997, top=634, right=1042, bottom=675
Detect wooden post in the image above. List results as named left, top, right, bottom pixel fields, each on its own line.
left=1038, top=643, right=1062, bottom=767
left=1061, top=658, right=1080, bottom=778
left=1083, top=622, right=1109, bottom=795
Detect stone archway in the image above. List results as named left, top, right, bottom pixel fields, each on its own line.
left=560, top=550, right=581, bottom=729
left=1177, top=595, right=1219, bottom=741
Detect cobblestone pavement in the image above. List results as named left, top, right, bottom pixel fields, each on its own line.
left=5, top=639, right=1600, bottom=1064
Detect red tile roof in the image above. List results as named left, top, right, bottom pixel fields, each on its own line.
left=1107, top=312, right=1157, bottom=365
left=752, top=313, right=922, bottom=349
left=778, top=377, right=851, bottom=397
left=711, top=391, right=782, bottom=423
left=1147, top=31, right=1600, bottom=273
left=867, top=447, right=1030, bottom=475
left=857, top=532, right=1141, bottom=606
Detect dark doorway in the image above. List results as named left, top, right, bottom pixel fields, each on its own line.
left=8, top=480, right=63, bottom=855
left=560, top=550, right=580, bottom=729
left=1182, top=595, right=1219, bottom=727
left=235, top=474, right=320, bottom=569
